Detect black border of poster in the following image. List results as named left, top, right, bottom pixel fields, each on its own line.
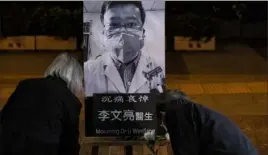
left=85, top=97, right=95, bottom=137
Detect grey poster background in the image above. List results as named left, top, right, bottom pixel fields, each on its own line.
left=83, top=1, right=165, bottom=97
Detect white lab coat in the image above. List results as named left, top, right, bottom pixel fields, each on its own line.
left=84, top=52, right=164, bottom=97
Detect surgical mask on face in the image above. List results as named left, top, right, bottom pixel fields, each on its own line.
left=105, top=31, right=144, bottom=63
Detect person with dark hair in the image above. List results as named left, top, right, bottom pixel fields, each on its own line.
left=100, top=1, right=146, bottom=25
left=0, top=53, right=83, bottom=155
left=84, top=1, right=165, bottom=97
left=156, top=89, right=258, bottom=155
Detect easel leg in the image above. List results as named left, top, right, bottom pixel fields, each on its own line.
left=124, top=145, right=133, bottom=155
left=91, top=145, right=99, bottom=155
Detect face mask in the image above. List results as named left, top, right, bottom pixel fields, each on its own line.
left=105, top=32, right=144, bottom=63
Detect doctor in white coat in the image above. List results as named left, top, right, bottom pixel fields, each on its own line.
left=84, top=1, right=165, bottom=97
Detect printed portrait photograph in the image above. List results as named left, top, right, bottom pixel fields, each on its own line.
left=83, top=0, right=165, bottom=97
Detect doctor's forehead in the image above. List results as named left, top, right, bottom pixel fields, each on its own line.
left=103, top=4, right=142, bottom=24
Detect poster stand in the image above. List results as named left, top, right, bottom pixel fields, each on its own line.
left=80, top=137, right=170, bottom=155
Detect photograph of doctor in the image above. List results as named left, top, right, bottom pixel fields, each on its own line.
left=84, top=1, right=165, bottom=97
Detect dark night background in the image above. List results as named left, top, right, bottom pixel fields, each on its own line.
left=0, top=1, right=83, bottom=50
left=165, top=1, right=267, bottom=52
left=0, top=1, right=266, bottom=53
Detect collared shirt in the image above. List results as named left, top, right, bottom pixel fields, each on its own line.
left=112, top=53, right=141, bottom=92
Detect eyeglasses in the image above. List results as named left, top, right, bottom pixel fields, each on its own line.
left=104, top=23, right=143, bottom=36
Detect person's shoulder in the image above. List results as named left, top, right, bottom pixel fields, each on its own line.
left=19, top=78, right=41, bottom=83
left=84, top=54, right=108, bottom=73
left=84, top=59, right=98, bottom=73
left=61, top=89, right=82, bottom=111
left=45, top=78, right=81, bottom=107
left=84, top=59, right=97, bottom=68
left=13, top=78, right=63, bottom=100
left=84, top=54, right=108, bottom=67
left=17, top=78, right=45, bottom=88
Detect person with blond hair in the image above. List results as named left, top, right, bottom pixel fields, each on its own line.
left=0, top=53, right=83, bottom=155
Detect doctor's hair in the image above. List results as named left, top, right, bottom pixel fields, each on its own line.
left=44, top=53, right=84, bottom=97
left=100, top=1, right=146, bottom=25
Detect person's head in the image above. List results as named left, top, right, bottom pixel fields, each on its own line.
left=155, top=89, right=189, bottom=118
left=100, top=1, right=146, bottom=63
left=44, top=53, right=83, bottom=97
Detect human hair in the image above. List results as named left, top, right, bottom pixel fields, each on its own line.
left=166, top=89, right=189, bottom=101
left=100, top=1, right=146, bottom=25
left=155, top=89, right=189, bottom=117
left=44, top=53, right=83, bottom=97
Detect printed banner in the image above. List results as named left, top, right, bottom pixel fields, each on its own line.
left=83, top=0, right=165, bottom=137
left=92, top=93, right=156, bottom=136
